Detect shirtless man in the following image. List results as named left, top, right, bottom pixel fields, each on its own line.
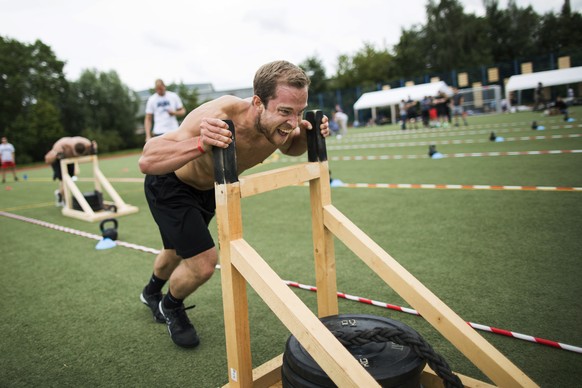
left=138, top=60, right=330, bottom=348
left=44, top=136, right=97, bottom=206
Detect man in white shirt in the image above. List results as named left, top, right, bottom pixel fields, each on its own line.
left=144, top=79, right=186, bottom=142
left=334, top=105, right=349, bottom=138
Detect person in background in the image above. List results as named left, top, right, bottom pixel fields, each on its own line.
left=566, top=87, right=575, bottom=106
left=534, top=82, right=545, bottom=111
left=434, top=92, right=450, bottom=128
left=144, top=79, right=186, bottom=142
left=405, top=97, right=419, bottom=130
left=44, top=136, right=97, bottom=206
left=0, top=136, right=18, bottom=183
left=329, top=113, right=339, bottom=135
left=451, top=87, right=468, bottom=126
left=420, top=96, right=432, bottom=128
left=334, top=105, right=348, bottom=139
left=399, top=99, right=408, bottom=130
left=554, top=95, right=570, bottom=122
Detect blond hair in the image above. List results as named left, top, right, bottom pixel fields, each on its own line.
left=253, top=60, right=310, bottom=107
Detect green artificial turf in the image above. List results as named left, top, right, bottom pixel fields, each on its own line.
left=1, top=108, right=581, bottom=387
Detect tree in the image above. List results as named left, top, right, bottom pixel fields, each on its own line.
left=168, top=82, right=200, bottom=114
left=331, top=43, right=394, bottom=90
left=0, top=36, right=67, bottom=162
left=423, top=0, right=491, bottom=73
left=351, top=43, right=395, bottom=87
left=537, top=0, right=582, bottom=55
left=69, top=69, right=140, bottom=152
left=332, top=54, right=357, bottom=90
left=392, top=26, right=430, bottom=78
left=299, top=56, right=328, bottom=95
left=12, top=99, right=65, bottom=163
left=484, top=0, right=540, bottom=62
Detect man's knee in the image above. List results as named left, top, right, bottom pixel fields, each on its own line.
left=185, top=248, right=218, bottom=282
left=154, top=249, right=181, bottom=273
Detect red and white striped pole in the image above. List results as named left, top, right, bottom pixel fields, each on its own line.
left=284, top=280, right=582, bottom=354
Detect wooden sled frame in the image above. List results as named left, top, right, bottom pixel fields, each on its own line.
left=60, top=155, right=139, bottom=222
left=215, top=113, right=537, bottom=387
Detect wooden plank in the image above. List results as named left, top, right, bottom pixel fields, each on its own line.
left=322, top=204, right=538, bottom=387
left=230, top=238, right=380, bottom=388
left=91, top=156, right=103, bottom=193
left=59, top=155, right=138, bottom=222
left=309, top=161, right=338, bottom=317
left=94, top=168, right=129, bottom=209
left=239, top=163, right=320, bottom=198
left=251, top=354, right=283, bottom=388
left=61, top=173, right=95, bottom=216
left=61, top=207, right=96, bottom=222
left=61, top=205, right=133, bottom=223
left=420, top=365, right=496, bottom=388
left=216, top=183, right=253, bottom=387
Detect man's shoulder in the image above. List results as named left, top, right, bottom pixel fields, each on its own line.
left=147, top=92, right=160, bottom=101
left=206, top=95, right=249, bottom=112
left=165, top=90, right=182, bottom=100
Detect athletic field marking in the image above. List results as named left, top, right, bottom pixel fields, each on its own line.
left=1, top=210, right=580, bottom=354
left=327, top=134, right=582, bottom=151
left=324, top=183, right=582, bottom=192
left=0, top=211, right=161, bottom=255
left=270, top=149, right=582, bottom=163
left=330, top=125, right=582, bottom=144
left=331, top=127, right=527, bottom=143
left=340, top=121, right=580, bottom=140
left=0, top=202, right=55, bottom=212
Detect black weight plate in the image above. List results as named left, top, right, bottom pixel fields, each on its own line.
left=283, top=314, right=426, bottom=387
left=284, top=336, right=335, bottom=386
left=282, top=354, right=331, bottom=388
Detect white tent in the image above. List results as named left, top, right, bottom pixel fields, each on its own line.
left=505, top=66, right=582, bottom=103
left=353, top=81, right=453, bottom=124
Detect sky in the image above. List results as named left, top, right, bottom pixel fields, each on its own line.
left=0, top=0, right=577, bottom=92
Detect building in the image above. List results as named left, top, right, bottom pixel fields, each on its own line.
left=136, top=83, right=254, bottom=117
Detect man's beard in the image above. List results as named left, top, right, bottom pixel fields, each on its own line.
left=255, top=113, right=278, bottom=146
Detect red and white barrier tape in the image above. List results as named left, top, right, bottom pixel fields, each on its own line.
left=345, top=122, right=582, bottom=140
left=1, top=210, right=580, bottom=354
left=333, top=149, right=582, bottom=160
left=335, top=183, right=582, bottom=192
left=274, top=149, right=582, bottom=163
left=284, top=281, right=582, bottom=354
left=0, top=211, right=161, bottom=255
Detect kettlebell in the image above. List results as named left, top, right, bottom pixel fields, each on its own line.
left=100, top=218, right=118, bottom=241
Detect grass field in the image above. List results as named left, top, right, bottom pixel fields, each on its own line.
left=1, top=108, right=581, bottom=387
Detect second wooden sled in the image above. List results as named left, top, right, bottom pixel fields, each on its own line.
left=60, top=155, right=139, bottom=222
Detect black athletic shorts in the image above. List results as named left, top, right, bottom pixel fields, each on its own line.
left=52, top=159, right=75, bottom=180
left=144, top=172, right=216, bottom=258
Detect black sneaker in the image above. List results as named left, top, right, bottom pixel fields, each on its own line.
left=159, top=301, right=200, bottom=348
left=140, top=288, right=165, bottom=323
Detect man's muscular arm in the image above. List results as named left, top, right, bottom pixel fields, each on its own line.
left=138, top=136, right=202, bottom=175
left=138, top=118, right=233, bottom=175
